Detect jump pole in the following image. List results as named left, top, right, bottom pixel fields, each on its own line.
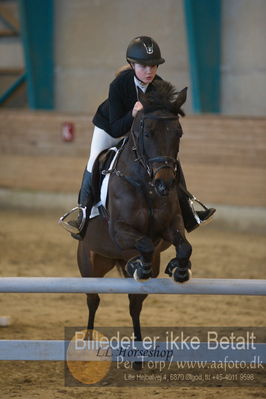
left=1, top=340, right=265, bottom=361
left=0, top=277, right=265, bottom=296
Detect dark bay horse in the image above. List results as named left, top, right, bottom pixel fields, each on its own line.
left=77, top=81, right=192, bottom=343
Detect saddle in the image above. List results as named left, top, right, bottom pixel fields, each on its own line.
left=90, top=137, right=128, bottom=219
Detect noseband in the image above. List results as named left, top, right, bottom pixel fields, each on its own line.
left=131, top=112, right=179, bottom=179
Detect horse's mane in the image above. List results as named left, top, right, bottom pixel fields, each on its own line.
left=142, top=80, right=185, bottom=117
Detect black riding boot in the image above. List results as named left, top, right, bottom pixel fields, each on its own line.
left=178, top=163, right=216, bottom=233
left=78, top=169, right=93, bottom=210
left=72, top=169, right=94, bottom=240
left=59, top=169, right=94, bottom=240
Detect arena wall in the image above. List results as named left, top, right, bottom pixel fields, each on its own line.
left=0, top=110, right=265, bottom=209
left=1, top=1, right=265, bottom=115
left=54, top=0, right=266, bottom=116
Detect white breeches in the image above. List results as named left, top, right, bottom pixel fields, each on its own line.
left=86, top=126, right=123, bottom=172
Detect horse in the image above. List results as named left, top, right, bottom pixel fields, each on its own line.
left=77, top=81, right=192, bottom=347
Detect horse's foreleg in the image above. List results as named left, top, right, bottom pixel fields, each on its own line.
left=164, top=229, right=192, bottom=283
left=111, top=222, right=154, bottom=280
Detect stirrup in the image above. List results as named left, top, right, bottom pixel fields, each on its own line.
left=188, top=197, right=201, bottom=225
left=58, top=206, right=87, bottom=234
left=188, top=196, right=212, bottom=225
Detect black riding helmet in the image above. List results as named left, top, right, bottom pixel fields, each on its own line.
left=126, top=36, right=165, bottom=66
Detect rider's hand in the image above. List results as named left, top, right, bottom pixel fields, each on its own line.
left=132, top=101, right=143, bottom=117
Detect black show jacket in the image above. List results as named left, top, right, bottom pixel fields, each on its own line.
left=92, top=68, right=162, bottom=138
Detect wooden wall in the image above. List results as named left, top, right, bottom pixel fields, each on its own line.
left=0, top=110, right=265, bottom=207
left=180, top=115, right=266, bottom=207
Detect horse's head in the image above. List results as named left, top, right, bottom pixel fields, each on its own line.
left=131, top=81, right=187, bottom=196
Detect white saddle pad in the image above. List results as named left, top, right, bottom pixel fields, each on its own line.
left=89, top=146, right=120, bottom=219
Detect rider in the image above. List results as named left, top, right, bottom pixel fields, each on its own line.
left=59, top=36, right=216, bottom=239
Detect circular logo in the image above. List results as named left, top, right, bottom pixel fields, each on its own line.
left=66, top=329, right=112, bottom=385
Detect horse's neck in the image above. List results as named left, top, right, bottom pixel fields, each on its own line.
left=121, top=136, right=147, bottom=177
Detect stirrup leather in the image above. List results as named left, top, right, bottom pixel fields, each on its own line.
left=58, top=206, right=87, bottom=234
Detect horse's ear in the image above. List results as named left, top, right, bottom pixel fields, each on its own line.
left=175, top=87, right=187, bottom=110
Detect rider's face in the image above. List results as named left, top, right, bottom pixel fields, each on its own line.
left=133, top=63, right=158, bottom=84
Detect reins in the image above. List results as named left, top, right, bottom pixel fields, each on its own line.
left=131, top=112, right=179, bottom=180
left=104, top=111, right=180, bottom=187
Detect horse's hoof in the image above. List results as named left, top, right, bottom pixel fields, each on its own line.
left=165, top=257, right=180, bottom=277
left=125, top=259, right=137, bottom=277
left=173, top=267, right=192, bottom=283
left=126, top=256, right=151, bottom=281
left=133, top=268, right=151, bottom=282
left=125, top=256, right=143, bottom=277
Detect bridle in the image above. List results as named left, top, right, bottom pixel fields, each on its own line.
left=131, top=111, right=179, bottom=180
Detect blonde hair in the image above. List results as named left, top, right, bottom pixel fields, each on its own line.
left=115, top=64, right=131, bottom=77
